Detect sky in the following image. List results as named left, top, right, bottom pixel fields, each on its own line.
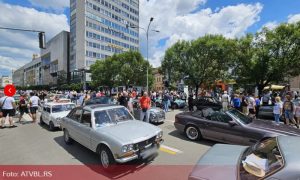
left=0, top=0, right=300, bottom=77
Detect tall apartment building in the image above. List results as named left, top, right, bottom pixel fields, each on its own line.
left=70, top=0, right=140, bottom=72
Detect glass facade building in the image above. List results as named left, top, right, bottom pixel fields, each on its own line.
left=70, top=0, right=139, bottom=71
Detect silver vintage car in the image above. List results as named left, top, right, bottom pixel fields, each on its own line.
left=60, top=104, right=163, bottom=169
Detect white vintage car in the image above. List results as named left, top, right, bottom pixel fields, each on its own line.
left=61, top=104, right=164, bottom=169
left=40, top=102, right=76, bottom=131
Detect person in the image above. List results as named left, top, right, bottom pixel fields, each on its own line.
left=232, top=94, right=241, bottom=111
left=255, top=96, right=261, bottom=118
left=241, top=93, right=248, bottom=115
left=0, top=94, right=17, bottom=128
left=127, top=93, right=134, bottom=115
left=262, top=91, right=271, bottom=105
left=18, top=93, right=31, bottom=122
left=294, top=101, right=300, bottom=129
left=273, top=96, right=283, bottom=125
left=163, top=92, right=170, bottom=112
left=29, top=92, right=40, bottom=123
left=118, top=91, right=129, bottom=108
left=221, top=91, right=230, bottom=111
left=247, top=93, right=256, bottom=118
left=188, top=94, right=194, bottom=112
left=283, top=95, right=298, bottom=128
left=139, top=92, right=151, bottom=123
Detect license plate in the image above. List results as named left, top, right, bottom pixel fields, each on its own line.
left=140, top=146, right=157, bottom=159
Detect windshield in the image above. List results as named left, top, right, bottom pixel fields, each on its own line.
left=227, top=109, right=252, bottom=124
left=240, top=138, right=284, bottom=179
left=52, top=104, right=75, bottom=113
left=107, top=107, right=133, bottom=122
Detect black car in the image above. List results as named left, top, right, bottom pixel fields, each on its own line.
left=174, top=108, right=300, bottom=145
left=193, top=96, right=222, bottom=110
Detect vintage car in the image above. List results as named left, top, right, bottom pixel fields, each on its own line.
left=85, top=96, right=116, bottom=105
left=155, top=98, right=186, bottom=109
left=193, top=96, right=222, bottom=110
left=60, top=104, right=163, bottom=169
left=132, top=99, right=165, bottom=124
left=174, top=108, right=300, bottom=145
left=40, top=102, right=76, bottom=131
left=188, top=136, right=300, bottom=180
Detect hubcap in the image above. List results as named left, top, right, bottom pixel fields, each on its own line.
left=101, top=151, right=109, bottom=168
left=186, top=127, right=198, bottom=140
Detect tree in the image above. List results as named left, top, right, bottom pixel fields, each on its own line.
left=233, top=22, right=300, bottom=94
left=162, top=35, right=236, bottom=97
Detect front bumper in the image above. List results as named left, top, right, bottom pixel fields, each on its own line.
left=115, top=139, right=164, bottom=163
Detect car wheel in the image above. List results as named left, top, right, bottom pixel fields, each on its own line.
left=49, top=121, right=55, bottom=131
left=185, top=125, right=201, bottom=141
left=99, top=146, right=116, bottom=170
left=64, top=129, right=73, bottom=145
left=40, top=116, right=45, bottom=125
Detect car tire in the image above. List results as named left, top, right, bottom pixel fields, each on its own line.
left=185, top=125, right=202, bottom=141
left=64, top=129, right=73, bottom=145
left=40, top=116, right=45, bottom=125
left=49, top=121, right=55, bottom=131
left=99, top=146, right=116, bottom=170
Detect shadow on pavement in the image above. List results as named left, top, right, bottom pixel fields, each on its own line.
left=53, top=136, right=156, bottom=179
left=168, top=130, right=216, bottom=147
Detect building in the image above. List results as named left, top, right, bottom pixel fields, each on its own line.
left=0, top=76, right=13, bottom=88
left=12, top=67, right=24, bottom=87
left=41, top=31, right=70, bottom=85
left=69, top=0, right=140, bottom=72
left=23, top=56, right=42, bottom=87
left=153, top=68, right=164, bottom=92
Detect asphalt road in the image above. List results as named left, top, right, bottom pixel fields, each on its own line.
left=0, top=109, right=216, bottom=179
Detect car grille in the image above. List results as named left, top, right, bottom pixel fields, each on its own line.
left=135, top=136, right=156, bottom=150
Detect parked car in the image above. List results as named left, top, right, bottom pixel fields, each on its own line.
left=188, top=136, right=300, bottom=180
left=155, top=98, right=186, bottom=109
left=60, top=104, right=163, bottom=169
left=40, top=102, right=76, bottom=131
left=85, top=96, right=115, bottom=105
left=132, top=99, right=165, bottom=124
left=193, top=96, right=222, bottom=110
left=174, top=108, right=300, bottom=145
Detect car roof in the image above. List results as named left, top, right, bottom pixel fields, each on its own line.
left=45, top=102, right=75, bottom=106
left=277, top=136, right=300, bottom=170
left=84, top=104, right=123, bottom=111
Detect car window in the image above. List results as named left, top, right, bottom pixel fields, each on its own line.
left=81, top=110, right=91, bottom=127
left=94, top=110, right=112, bottom=127
left=210, top=112, right=232, bottom=123
left=69, top=108, right=82, bottom=122
left=240, top=138, right=284, bottom=179
left=107, top=107, right=133, bottom=122
left=46, top=106, right=51, bottom=113
left=52, top=104, right=75, bottom=113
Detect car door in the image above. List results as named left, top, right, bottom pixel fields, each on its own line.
left=43, top=105, right=51, bottom=125
left=65, top=107, right=83, bottom=143
left=76, top=110, right=92, bottom=149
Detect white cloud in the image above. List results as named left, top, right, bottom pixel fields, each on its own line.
left=28, top=0, right=69, bottom=11
left=139, top=1, right=263, bottom=67
left=0, top=2, right=69, bottom=76
left=288, top=14, right=300, bottom=24
left=261, top=21, right=278, bottom=30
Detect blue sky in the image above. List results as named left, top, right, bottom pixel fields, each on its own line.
left=0, top=0, right=300, bottom=77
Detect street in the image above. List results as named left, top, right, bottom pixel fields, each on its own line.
left=0, top=110, right=215, bottom=179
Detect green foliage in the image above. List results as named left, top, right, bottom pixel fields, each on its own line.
left=90, top=51, right=153, bottom=89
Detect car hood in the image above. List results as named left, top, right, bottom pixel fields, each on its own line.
left=51, top=111, right=70, bottom=119
left=189, top=144, right=247, bottom=180
left=98, top=120, right=161, bottom=144
left=248, top=120, right=300, bottom=136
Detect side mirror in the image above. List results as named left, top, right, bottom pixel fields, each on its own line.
left=228, top=120, right=237, bottom=127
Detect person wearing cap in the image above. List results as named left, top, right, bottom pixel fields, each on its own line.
left=221, top=91, right=230, bottom=111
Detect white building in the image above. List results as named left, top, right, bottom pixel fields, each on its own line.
left=0, top=76, right=13, bottom=88
left=69, top=0, right=140, bottom=71
left=23, top=57, right=42, bottom=86
left=12, top=67, right=24, bottom=87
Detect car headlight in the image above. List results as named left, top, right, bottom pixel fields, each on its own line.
left=121, top=144, right=134, bottom=153
left=156, top=131, right=163, bottom=139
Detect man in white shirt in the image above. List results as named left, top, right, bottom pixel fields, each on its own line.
left=247, top=93, right=256, bottom=118
left=0, top=95, right=16, bottom=128
left=29, top=92, right=40, bottom=123
left=221, top=91, right=230, bottom=111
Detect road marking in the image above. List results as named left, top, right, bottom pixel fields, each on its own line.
left=159, top=145, right=183, bottom=155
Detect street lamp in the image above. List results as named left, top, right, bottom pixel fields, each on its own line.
left=127, top=17, right=159, bottom=93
